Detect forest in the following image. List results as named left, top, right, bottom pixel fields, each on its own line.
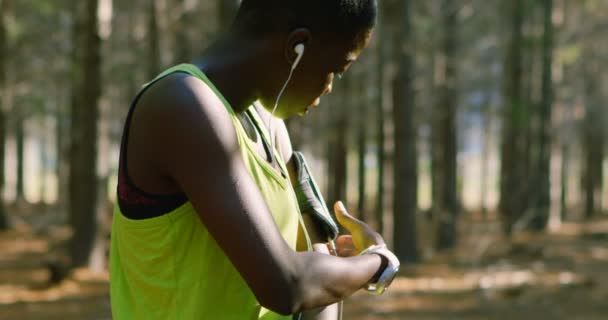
left=0, top=0, right=607, bottom=319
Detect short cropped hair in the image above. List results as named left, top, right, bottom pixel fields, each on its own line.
left=234, top=0, right=377, bottom=42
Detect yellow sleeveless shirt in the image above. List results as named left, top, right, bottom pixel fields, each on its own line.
left=110, top=64, right=308, bottom=319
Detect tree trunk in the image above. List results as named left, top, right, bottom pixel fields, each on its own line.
left=560, top=143, right=568, bottom=222
left=173, top=0, right=192, bottom=63
left=0, top=0, right=9, bottom=229
left=357, top=78, right=367, bottom=219
left=69, top=0, right=101, bottom=268
left=375, top=9, right=386, bottom=234
left=392, top=0, right=418, bottom=263
left=499, top=0, right=525, bottom=235
left=480, top=96, right=492, bottom=216
left=147, top=0, right=161, bottom=79
left=329, top=83, right=350, bottom=207
left=521, top=13, right=536, bottom=220
left=326, top=97, right=336, bottom=204
left=582, top=69, right=604, bottom=219
left=434, top=0, right=460, bottom=250
left=55, top=86, right=69, bottom=210
left=218, top=0, right=240, bottom=31
left=531, top=0, right=554, bottom=230
left=39, top=115, right=49, bottom=203
left=15, top=111, right=25, bottom=202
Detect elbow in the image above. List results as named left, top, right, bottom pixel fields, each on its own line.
left=258, top=280, right=304, bottom=316
left=257, top=272, right=306, bottom=316
left=256, top=262, right=309, bottom=315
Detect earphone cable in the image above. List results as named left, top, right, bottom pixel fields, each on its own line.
left=267, top=62, right=298, bottom=164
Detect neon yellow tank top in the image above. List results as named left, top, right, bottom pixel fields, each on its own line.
left=110, top=64, right=308, bottom=319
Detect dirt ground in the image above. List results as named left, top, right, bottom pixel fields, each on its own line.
left=1, top=215, right=608, bottom=320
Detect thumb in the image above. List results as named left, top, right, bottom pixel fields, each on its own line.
left=334, top=201, right=386, bottom=250
left=334, top=201, right=362, bottom=231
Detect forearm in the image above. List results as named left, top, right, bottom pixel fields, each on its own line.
left=293, top=250, right=382, bottom=312
left=300, top=244, right=340, bottom=320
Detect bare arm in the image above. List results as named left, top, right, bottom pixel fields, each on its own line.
left=262, top=111, right=340, bottom=319
left=142, top=75, right=380, bottom=315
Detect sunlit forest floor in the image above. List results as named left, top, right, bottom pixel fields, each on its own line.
left=1, top=208, right=608, bottom=319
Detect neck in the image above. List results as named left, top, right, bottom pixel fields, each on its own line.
left=195, top=33, right=269, bottom=114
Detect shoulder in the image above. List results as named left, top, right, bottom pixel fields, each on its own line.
left=133, top=72, right=240, bottom=175
left=143, top=73, right=231, bottom=122
left=139, top=72, right=237, bottom=143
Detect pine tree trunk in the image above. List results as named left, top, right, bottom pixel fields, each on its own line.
left=69, top=0, right=101, bottom=268
left=582, top=72, right=604, bottom=219
left=330, top=85, right=349, bottom=206
left=55, top=86, right=69, bottom=211
left=375, top=9, right=386, bottom=234
left=357, top=78, right=367, bottom=219
left=499, top=0, right=525, bottom=235
left=15, top=111, right=25, bottom=202
left=435, top=0, right=459, bottom=250
left=560, top=143, right=568, bottom=222
left=326, top=97, right=336, bottom=204
left=147, top=0, right=161, bottom=79
left=531, top=0, right=554, bottom=230
left=218, top=0, right=240, bottom=31
left=173, top=0, right=191, bottom=63
left=39, top=115, right=49, bottom=203
left=0, top=0, right=8, bottom=229
left=480, top=97, right=492, bottom=216
left=392, top=0, right=418, bottom=263
left=0, top=107, right=6, bottom=228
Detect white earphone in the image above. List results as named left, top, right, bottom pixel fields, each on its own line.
left=292, top=43, right=305, bottom=70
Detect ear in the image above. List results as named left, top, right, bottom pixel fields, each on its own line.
left=285, top=28, right=312, bottom=66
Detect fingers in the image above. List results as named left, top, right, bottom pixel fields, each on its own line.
left=336, top=247, right=357, bottom=257
left=335, top=235, right=354, bottom=248
left=331, top=235, right=356, bottom=257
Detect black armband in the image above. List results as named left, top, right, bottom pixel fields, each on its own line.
left=292, top=151, right=339, bottom=240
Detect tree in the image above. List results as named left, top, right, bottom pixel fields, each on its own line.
left=0, top=0, right=9, bottom=229
left=392, top=0, right=418, bottom=263
left=173, top=0, right=192, bottom=63
left=15, top=108, right=25, bottom=202
left=581, top=54, right=605, bottom=219
left=433, top=0, right=460, bottom=250
left=375, top=7, right=387, bottom=234
left=531, top=0, right=554, bottom=230
left=147, top=0, right=161, bottom=79
left=499, top=0, right=525, bottom=235
left=356, top=75, right=367, bottom=219
left=69, top=0, right=101, bottom=268
left=218, top=0, right=240, bottom=31
left=328, top=78, right=351, bottom=207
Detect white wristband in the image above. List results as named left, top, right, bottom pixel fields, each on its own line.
left=359, top=244, right=400, bottom=295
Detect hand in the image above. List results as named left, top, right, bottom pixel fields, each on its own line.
left=332, top=201, right=385, bottom=256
